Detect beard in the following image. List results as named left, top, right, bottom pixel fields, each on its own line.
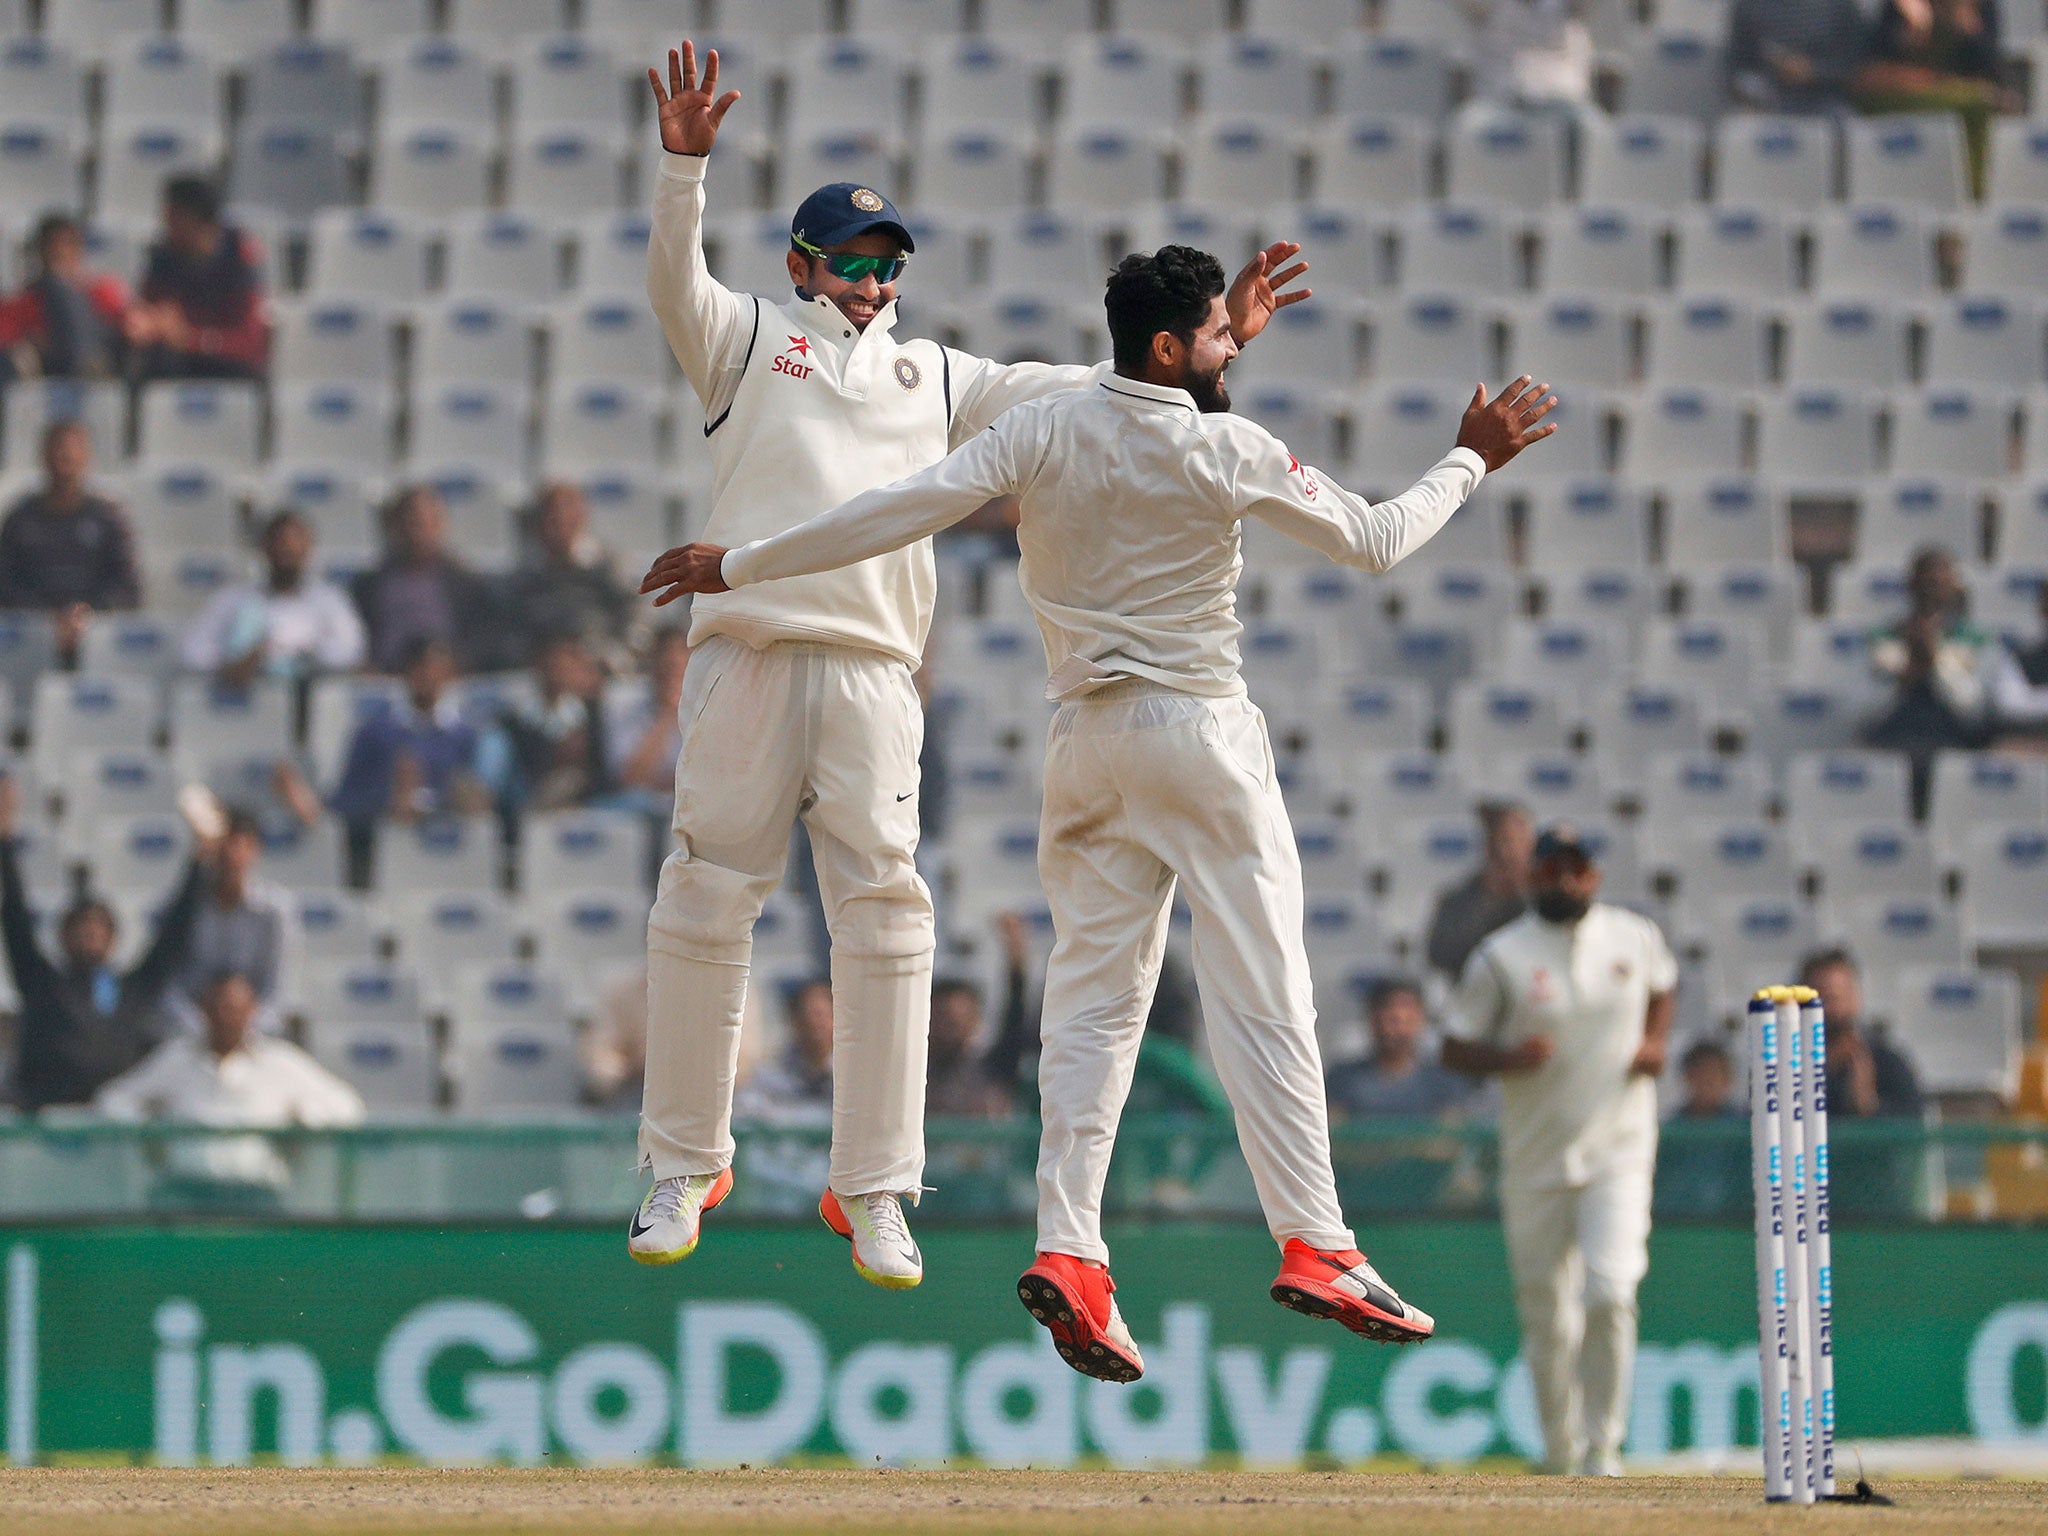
left=1185, top=360, right=1231, bottom=414
left=1533, top=890, right=1592, bottom=925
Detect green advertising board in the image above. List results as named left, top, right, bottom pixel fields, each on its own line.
left=3, top=1220, right=2046, bottom=1467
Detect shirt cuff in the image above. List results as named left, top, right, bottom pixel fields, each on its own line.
left=1444, top=445, right=1486, bottom=483
left=720, top=544, right=756, bottom=588
left=659, top=153, right=709, bottom=183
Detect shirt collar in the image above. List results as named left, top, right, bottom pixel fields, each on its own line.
left=794, top=291, right=898, bottom=350
left=1100, top=374, right=1201, bottom=417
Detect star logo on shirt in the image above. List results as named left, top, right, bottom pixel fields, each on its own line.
left=1287, top=453, right=1318, bottom=500
left=786, top=334, right=812, bottom=357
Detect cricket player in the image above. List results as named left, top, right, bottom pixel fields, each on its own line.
left=629, top=44, right=1315, bottom=1289
left=640, top=245, right=1556, bottom=1379
left=1442, top=827, right=1678, bottom=1476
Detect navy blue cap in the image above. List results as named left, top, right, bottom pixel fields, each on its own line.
left=791, top=182, right=914, bottom=254
left=1533, top=824, right=1596, bottom=866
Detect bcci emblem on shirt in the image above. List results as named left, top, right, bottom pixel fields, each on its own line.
left=892, top=356, right=922, bottom=391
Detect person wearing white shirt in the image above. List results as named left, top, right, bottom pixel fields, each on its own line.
left=1443, top=828, right=1678, bottom=1477
left=181, top=510, right=365, bottom=686
left=95, top=970, right=365, bottom=1192
left=627, top=43, right=1316, bottom=1288
left=642, top=244, right=1557, bottom=1379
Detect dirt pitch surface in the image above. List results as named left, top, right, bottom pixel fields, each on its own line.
left=3, top=1469, right=2047, bottom=1536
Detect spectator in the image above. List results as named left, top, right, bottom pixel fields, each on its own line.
left=733, top=979, right=835, bottom=1122
left=181, top=509, right=366, bottom=687
left=1857, top=0, right=2014, bottom=194
left=607, top=627, right=690, bottom=818
left=1727, top=0, right=1870, bottom=113
left=1327, top=976, right=1478, bottom=1120
left=327, top=639, right=493, bottom=882
left=351, top=485, right=499, bottom=674
left=1425, top=800, right=1534, bottom=981
left=0, top=213, right=131, bottom=382
left=1464, top=0, right=1597, bottom=118
left=1654, top=1037, right=1750, bottom=1218
left=1987, top=579, right=2048, bottom=744
left=126, top=175, right=269, bottom=382
left=1865, top=546, right=1993, bottom=814
left=0, top=421, right=140, bottom=627
left=500, top=482, right=636, bottom=666
left=926, top=977, right=1013, bottom=1117
left=1800, top=948, right=1923, bottom=1119
left=0, top=772, right=207, bottom=1110
left=94, top=971, right=364, bottom=1197
left=169, top=802, right=290, bottom=1036
left=496, top=632, right=613, bottom=819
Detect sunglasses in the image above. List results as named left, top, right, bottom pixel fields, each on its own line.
left=792, top=234, right=908, bottom=284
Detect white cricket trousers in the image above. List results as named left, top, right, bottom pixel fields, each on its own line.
left=1502, top=1164, right=1654, bottom=1472
left=640, top=635, right=934, bottom=1197
left=1034, top=684, right=1356, bottom=1265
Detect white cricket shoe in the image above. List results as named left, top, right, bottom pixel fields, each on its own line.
left=627, top=1168, right=733, bottom=1265
left=819, top=1189, right=923, bottom=1289
left=1585, top=1448, right=1625, bottom=1477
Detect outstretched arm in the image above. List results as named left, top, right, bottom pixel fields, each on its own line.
left=1240, top=377, right=1556, bottom=572
left=642, top=423, right=1024, bottom=604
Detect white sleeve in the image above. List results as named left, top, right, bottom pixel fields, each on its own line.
left=722, top=421, right=1024, bottom=587
left=1235, top=430, right=1487, bottom=573
left=1642, top=916, right=1679, bottom=994
left=92, top=1046, right=175, bottom=1120
left=281, top=1045, right=368, bottom=1128
left=1990, top=643, right=2048, bottom=723
left=647, top=153, right=760, bottom=420
left=180, top=587, right=240, bottom=671
left=943, top=350, right=1110, bottom=446
left=1445, top=945, right=1510, bottom=1046
left=313, top=584, right=367, bottom=671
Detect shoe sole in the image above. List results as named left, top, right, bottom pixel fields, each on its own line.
left=1017, top=1272, right=1143, bottom=1383
left=1271, top=1280, right=1433, bottom=1344
left=627, top=1170, right=733, bottom=1266
left=819, top=1194, right=923, bottom=1290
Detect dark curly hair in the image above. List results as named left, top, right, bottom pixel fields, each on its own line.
left=1104, top=245, right=1226, bottom=375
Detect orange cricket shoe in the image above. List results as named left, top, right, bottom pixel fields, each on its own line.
left=1016, top=1252, right=1146, bottom=1382
left=1270, top=1238, right=1436, bottom=1344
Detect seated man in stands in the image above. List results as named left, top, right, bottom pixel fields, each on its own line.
left=1463, top=0, right=1596, bottom=120
left=606, top=626, right=691, bottom=822
left=169, top=802, right=290, bottom=1038
left=1801, top=947, right=1924, bottom=1218
left=1653, top=1037, right=1750, bottom=1218
left=730, top=979, right=836, bottom=1214
left=95, top=971, right=364, bottom=1200
left=126, top=175, right=269, bottom=382
left=0, top=773, right=208, bottom=1110
left=496, top=631, right=614, bottom=821
left=1988, top=578, right=2048, bottom=745
left=351, top=485, right=499, bottom=675
left=1865, top=546, right=1993, bottom=814
left=1327, top=976, right=1477, bottom=1121
left=1425, top=800, right=1533, bottom=982
left=500, top=482, right=637, bottom=667
left=181, top=509, right=365, bottom=687
left=1727, top=0, right=1871, bottom=113
left=0, top=421, right=141, bottom=664
left=1856, top=0, right=2016, bottom=194
left=926, top=977, right=1014, bottom=1118
left=327, top=639, right=493, bottom=884
left=0, top=214, right=131, bottom=382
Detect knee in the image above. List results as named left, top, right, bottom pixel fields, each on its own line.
left=824, top=877, right=934, bottom=959
left=648, top=851, right=775, bottom=962
left=1583, top=1276, right=1641, bottom=1317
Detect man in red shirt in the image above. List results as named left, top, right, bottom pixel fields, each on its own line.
left=0, top=215, right=131, bottom=382
left=127, top=176, right=270, bottom=382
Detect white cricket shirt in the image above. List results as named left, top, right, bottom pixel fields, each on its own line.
left=722, top=375, right=1485, bottom=698
left=649, top=153, right=1107, bottom=667
left=1446, top=904, right=1679, bottom=1190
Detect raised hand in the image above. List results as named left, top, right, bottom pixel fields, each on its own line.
left=649, top=41, right=741, bottom=158
left=640, top=542, right=733, bottom=605
left=1455, top=376, right=1559, bottom=473
left=1226, top=241, right=1311, bottom=346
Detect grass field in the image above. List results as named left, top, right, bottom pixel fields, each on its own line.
left=3, top=1469, right=2047, bottom=1536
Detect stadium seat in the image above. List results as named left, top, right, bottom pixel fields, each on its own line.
left=1974, top=567, right=2048, bottom=642
left=1304, top=680, right=1429, bottom=761
left=1639, top=749, right=1771, bottom=821
left=1672, top=205, right=1799, bottom=298
left=410, top=300, right=534, bottom=390
left=919, top=36, right=1041, bottom=137
left=953, top=293, right=1091, bottom=366
left=1811, top=204, right=1939, bottom=298
left=305, top=1011, right=439, bottom=1112
left=1755, top=388, right=1882, bottom=482
left=1923, top=296, right=2045, bottom=389
left=1959, top=822, right=2048, bottom=945
left=75, top=613, right=182, bottom=680
left=122, top=464, right=242, bottom=554
left=1445, top=111, right=1567, bottom=210
left=40, top=0, right=156, bottom=61
left=541, top=382, right=664, bottom=475
left=1784, top=749, right=1913, bottom=825
left=1341, top=750, right=1463, bottom=825
left=446, top=213, right=563, bottom=304
left=387, top=891, right=522, bottom=997
left=1447, top=681, right=1570, bottom=757
left=529, top=889, right=644, bottom=1002
left=1959, top=206, right=2048, bottom=298
left=1506, top=297, right=1632, bottom=390
left=303, top=212, right=431, bottom=305
left=167, top=678, right=294, bottom=776
left=1313, top=114, right=1435, bottom=206
left=1744, top=683, right=1867, bottom=768
left=408, top=384, right=532, bottom=476
left=1586, top=687, right=1706, bottom=794
left=273, top=299, right=395, bottom=387
left=1391, top=202, right=1517, bottom=293
left=1482, top=751, right=1607, bottom=821
left=786, top=36, right=910, bottom=142
left=1269, top=204, right=1381, bottom=299
left=912, top=131, right=1029, bottom=215
left=1930, top=752, right=2048, bottom=853
left=374, top=816, right=498, bottom=895
left=511, top=35, right=630, bottom=143
left=1369, top=293, right=1493, bottom=385
left=1237, top=384, right=1342, bottom=477
left=1, top=37, right=86, bottom=131
left=1645, top=817, right=1794, bottom=903
left=1856, top=477, right=1982, bottom=567
left=0, top=379, right=127, bottom=473
left=95, top=122, right=221, bottom=225
left=137, top=382, right=262, bottom=470
left=288, top=889, right=380, bottom=971
left=549, top=296, right=671, bottom=388
left=1638, top=617, right=1758, bottom=704
left=444, top=0, right=568, bottom=45
left=1888, top=389, right=2014, bottom=482
left=243, top=41, right=363, bottom=145
left=1372, top=814, right=1483, bottom=938
left=370, top=126, right=492, bottom=217
left=1046, top=126, right=1168, bottom=209
left=1580, top=114, right=1704, bottom=208
left=275, top=383, right=396, bottom=472
left=1621, top=27, right=1725, bottom=120
left=1183, top=117, right=1308, bottom=207
left=65, top=749, right=176, bottom=822
left=1846, top=113, right=1969, bottom=211
left=182, top=0, right=295, bottom=62
left=375, top=37, right=496, bottom=135
left=1835, top=892, right=1969, bottom=974
left=1064, top=34, right=1186, bottom=129
left=1521, top=479, right=1650, bottom=568
left=263, top=820, right=349, bottom=894
left=1226, top=297, right=1359, bottom=389
left=299, top=961, right=428, bottom=1032
left=229, top=126, right=348, bottom=221
left=1887, top=967, right=2023, bottom=1101
left=86, top=812, right=193, bottom=904
left=1377, top=0, right=1476, bottom=46
left=1619, top=388, right=1749, bottom=478
left=1329, top=34, right=1452, bottom=119
left=1783, top=299, right=1913, bottom=388
left=1537, top=564, right=1657, bottom=638
left=1498, top=616, right=1630, bottom=699
left=417, top=468, right=517, bottom=567
left=1197, top=33, right=1316, bottom=122
left=1713, top=114, right=1837, bottom=206
left=1292, top=816, right=1367, bottom=899
left=1683, top=562, right=1800, bottom=661
left=104, top=36, right=222, bottom=135
left=1642, top=296, right=1772, bottom=389
left=702, top=0, right=833, bottom=43
left=508, top=129, right=625, bottom=216
left=980, top=210, right=1101, bottom=295
left=1118, top=0, right=1229, bottom=32
left=1797, top=818, right=1937, bottom=899
left=0, top=122, right=81, bottom=213
left=1828, top=560, right=1915, bottom=626
left=1539, top=206, right=1664, bottom=295
left=1987, top=118, right=2048, bottom=205
left=313, top=0, right=432, bottom=43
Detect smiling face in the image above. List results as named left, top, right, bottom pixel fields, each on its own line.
left=1154, top=295, right=1239, bottom=414
left=785, top=231, right=904, bottom=333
